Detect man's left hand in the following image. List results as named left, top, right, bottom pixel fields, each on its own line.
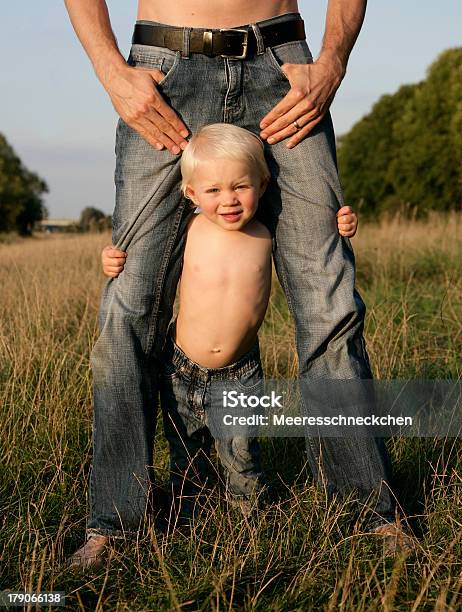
left=259, top=53, right=345, bottom=148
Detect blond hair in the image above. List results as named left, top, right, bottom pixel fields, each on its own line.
left=180, top=123, right=270, bottom=197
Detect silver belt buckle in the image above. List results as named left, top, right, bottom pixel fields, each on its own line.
left=219, top=28, right=249, bottom=59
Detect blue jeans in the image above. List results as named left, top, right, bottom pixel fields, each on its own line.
left=159, top=322, right=268, bottom=519
left=87, top=12, right=396, bottom=537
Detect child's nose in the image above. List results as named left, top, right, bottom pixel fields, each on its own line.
left=222, top=191, right=238, bottom=205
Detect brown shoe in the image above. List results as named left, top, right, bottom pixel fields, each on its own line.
left=371, top=520, right=417, bottom=557
left=65, top=535, right=110, bottom=571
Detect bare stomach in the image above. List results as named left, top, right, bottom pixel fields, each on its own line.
left=175, top=317, right=261, bottom=368
left=137, top=0, right=299, bottom=28
left=174, top=284, right=270, bottom=368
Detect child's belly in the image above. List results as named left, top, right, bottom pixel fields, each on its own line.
left=175, top=270, right=271, bottom=368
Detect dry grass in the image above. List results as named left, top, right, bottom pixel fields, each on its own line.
left=1, top=214, right=462, bottom=610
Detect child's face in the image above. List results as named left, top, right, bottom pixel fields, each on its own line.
left=185, top=158, right=267, bottom=231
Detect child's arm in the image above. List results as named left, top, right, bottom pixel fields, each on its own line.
left=101, top=245, right=127, bottom=277
left=336, top=205, right=358, bottom=237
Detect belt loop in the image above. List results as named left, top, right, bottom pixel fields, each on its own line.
left=182, top=27, right=191, bottom=58
left=250, top=23, right=265, bottom=55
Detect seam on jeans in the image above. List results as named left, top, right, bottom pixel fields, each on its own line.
left=223, top=59, right=232, bottom=123
left=250, top=23, right=265, bottom=55
left=273, top=244, right=297, bottom=321
left=146, top=199, right=186, bottom=355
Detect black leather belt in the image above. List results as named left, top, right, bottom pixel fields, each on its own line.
left=132, top=17, right=305, bottom=59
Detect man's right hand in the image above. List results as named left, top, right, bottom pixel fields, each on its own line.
left=106, top=64, right=189, bottom=154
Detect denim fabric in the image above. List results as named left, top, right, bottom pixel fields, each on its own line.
left=87, top=11, right=395, bottom=537
left=159, top=323, right=267, bottom=519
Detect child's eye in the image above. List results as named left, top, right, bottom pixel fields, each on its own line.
left=235, top=185, right=249, bottom=190
left=206, top=188, right=219, bottom=193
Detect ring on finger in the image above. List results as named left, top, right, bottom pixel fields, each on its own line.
left=293, top=119, right=301, bottom=130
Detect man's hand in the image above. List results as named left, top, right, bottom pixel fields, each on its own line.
left=63, top=0, right=189, bottom=153
left=260, top=53, right=344, bottom=149
left=101, top=245, right=127, bottom=278
left=106, top=64, right=189, bottom=154
left=336, top=205, right=358, bottom=237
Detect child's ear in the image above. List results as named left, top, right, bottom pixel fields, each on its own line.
left=184, top=185, right=197, bottom=204
left=259, top=177, right=269, bottom=197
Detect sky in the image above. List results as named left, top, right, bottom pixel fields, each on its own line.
left=1, top=1, right=461, bottom=219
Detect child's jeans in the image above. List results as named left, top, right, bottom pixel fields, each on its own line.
left=159, top=322, right=268, bottom=517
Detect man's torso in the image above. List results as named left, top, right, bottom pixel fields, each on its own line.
left=175, top=214, right=272, bottom=368
left=137, top=0, right=299, bottom=28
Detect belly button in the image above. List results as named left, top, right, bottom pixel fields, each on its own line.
left=211, top=348, right=221, bottom=353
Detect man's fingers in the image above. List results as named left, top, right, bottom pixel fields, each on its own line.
left=148, top=76, right=189, bottom=139
left=264, top=108, right=320, bottom=145
left=148, top=69, right=189, bottom=139
left=120, top=67, right=189, bottom=152
left=134, top=121, right=174, bottom=152
left=286, top=114, right=324, bottom=148
left=136, top=117, right=179, bottom=153
left=260, top=88, right=309, bottom=132
left=144, top=108, right=189, bottom=152
left=141, top=67, right=189, bottom=139
left=136, top=108, right=190, bottom=154
left=261, top=100, right=317, bottom=139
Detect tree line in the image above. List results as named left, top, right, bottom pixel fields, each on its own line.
left=337, top=48, right=462, bottom=217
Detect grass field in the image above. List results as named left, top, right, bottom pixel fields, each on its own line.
left=1, top=212, right=461, bottom=610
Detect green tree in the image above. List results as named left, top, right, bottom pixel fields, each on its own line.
left=0, top=134, right=48, bottom=234
left=338, top=85, right=417, bottom=215
left=390, top=48, right=462, bottom=212
left=338, top=47, right=462, bottom=216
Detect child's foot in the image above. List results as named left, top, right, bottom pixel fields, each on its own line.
left=64, top=535, right=110, bottom=571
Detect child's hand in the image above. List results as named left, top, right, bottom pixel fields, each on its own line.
left=101, top=245, right=127, bottom=278
left=336, top=205, right=358, bottom=237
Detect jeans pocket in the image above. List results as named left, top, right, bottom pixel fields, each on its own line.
left=130, top=44, right=181, bottom=88
left=266, top=40, right=313, bottom=81
left=234, top=363, right=264, bottom=393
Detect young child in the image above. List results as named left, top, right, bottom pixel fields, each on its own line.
left=101, top=124, right=358, bottom=519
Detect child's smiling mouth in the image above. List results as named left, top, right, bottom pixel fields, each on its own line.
left=220, top=212, right=243, bottom=222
